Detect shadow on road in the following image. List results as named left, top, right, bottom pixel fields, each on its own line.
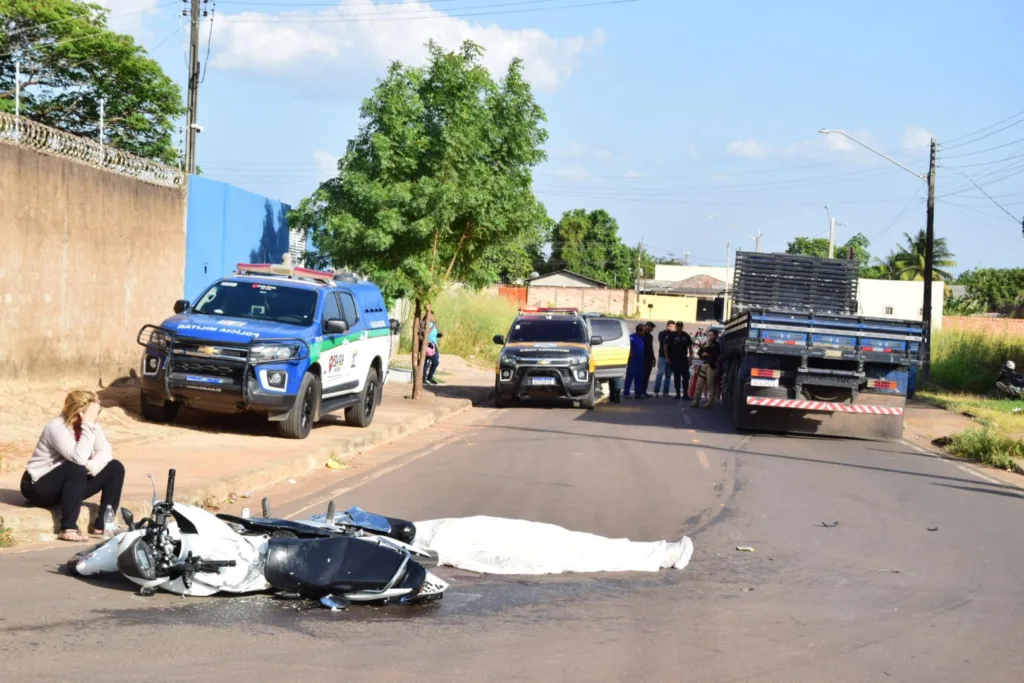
left=931, top=483, right=1024, bottom=500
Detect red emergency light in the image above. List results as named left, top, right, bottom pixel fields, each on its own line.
left=235, top=263, right=335, bottom=283
left=518, top=307, right=579, bottom=314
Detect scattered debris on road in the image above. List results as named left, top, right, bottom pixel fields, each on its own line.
left=817, top=521, right=840, bottom=528
left=878, top=568, right=901, bottom=573
left=927, top=526, right=938, bottom=531
left=736, top=546, right=755, bottom=552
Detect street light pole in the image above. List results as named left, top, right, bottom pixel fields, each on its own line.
left=818, top=129, right=936, bottom=382
left=706, top=214, right=762, bottom=252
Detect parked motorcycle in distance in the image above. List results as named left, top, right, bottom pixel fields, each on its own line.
left=996, top=360, right=1024, bottom=400
left=69, top=469, right=447, bottom=609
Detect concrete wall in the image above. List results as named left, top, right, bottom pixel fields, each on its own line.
left=943, top=316, right=1024, bottom=337
left=856, top=279, right=944, bottom=331
left=184, top=176, right=303, bottom=301
left=654, top=264, right=733, bottom=284
left=636, top=294, right=698, bottom=322
left=0, top=142, right=186, bottom=379
left=527, top=285, right=637, bottom=316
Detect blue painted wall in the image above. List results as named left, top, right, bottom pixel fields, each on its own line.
left=184, top=176, right=298, bottom=301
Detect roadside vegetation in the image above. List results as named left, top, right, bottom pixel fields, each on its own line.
left=0, top=523, right=15, bottom=549
left=920, top=328, right=1024, bottom=468
left=401, top=289, right=518, bottom=367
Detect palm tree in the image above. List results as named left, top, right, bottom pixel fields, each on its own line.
left=890, top=229, right=956, bottom=281
left=861, top=251, right=901, bottom=280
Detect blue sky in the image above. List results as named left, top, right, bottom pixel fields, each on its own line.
left=105, top=0, right=1024, bottom=272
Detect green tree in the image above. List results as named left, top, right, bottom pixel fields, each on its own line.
left=290, top=41, right=549, bottom=398
left=889, top=229, right=957, bottom=282
left=547, top=208, right=650, bottom=287
left=0, top=0, right=185, bottom=164
left=785, top=232, right=873, bottom=269
left=956, top=268, right=1024, bottom=312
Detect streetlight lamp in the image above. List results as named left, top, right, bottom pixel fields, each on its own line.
left=818, top=128, right=937, bottom=382
left=704, top=214, right=762, bottom=252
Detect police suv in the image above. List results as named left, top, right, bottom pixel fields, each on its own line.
left=492, top=307, right=603, bottom=409
left=136, top=263, right=397, bottom=439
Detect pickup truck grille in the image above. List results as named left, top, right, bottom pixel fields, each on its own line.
left=167, top=338, right=248, bottom=385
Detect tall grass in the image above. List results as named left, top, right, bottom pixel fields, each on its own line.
left=400, top=289, right=520, bottom=366
left=929, top=328, right=1024, bottom=393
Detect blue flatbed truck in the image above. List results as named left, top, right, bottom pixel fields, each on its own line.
left=719, top=252, right=923, bottom=441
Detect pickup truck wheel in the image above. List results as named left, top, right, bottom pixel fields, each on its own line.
left=139, top=391, right=180, bottom=423
left=278, top=372, right=319, bottom=439
left=494, top=379, right=514, bottom=408
left=580, top=377, right=596, bottom=410
left=345, top=367, right=379, bottom=428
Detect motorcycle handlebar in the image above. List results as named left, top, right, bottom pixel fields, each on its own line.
left=165, top=469, right=176, bottom=505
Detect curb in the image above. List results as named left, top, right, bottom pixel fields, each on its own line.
left=1, top=397, right=474, bottom=545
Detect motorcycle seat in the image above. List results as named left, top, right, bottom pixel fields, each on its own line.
left=265, top=536, right=406, bottom=597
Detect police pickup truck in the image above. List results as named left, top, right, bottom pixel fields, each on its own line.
left=137, top=263, right=397, bottom=439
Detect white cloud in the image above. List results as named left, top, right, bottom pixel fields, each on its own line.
left=210, top=1, right=605, bottom=95
left=686, top=143, right=700, bottom=160
left=623, top=169, right=642, bottom=178
left=552, top=141, right=621, bottom=163
left=902, top=126, right=934, bottom=151
left=726, top=139, right=769, bottom=160
left=96, top=0, right=160, bottom=40
left=313, top=150, right=339, bottom=178
left=554, top=165, right=593, bottom=180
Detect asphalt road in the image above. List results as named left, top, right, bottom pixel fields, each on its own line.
left=2, top=398, right=1023, bottom=682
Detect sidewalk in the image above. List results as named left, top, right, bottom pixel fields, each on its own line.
left=0, top=361, right=493, bottom=544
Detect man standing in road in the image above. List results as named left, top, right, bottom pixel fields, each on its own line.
left=692, top=329, right=721, bottom=408
left=668, top=323, right=694, bottom=400
left=653, top=321, right=676, bottom=397
left=623, top=324, right=647, bottom=399
left=640, top=322, right=656, bottom=398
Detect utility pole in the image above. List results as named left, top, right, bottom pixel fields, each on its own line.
left=184, top=0, right=203, bottom=174
left=723, top=240, right=731, bottom=321
left=827, top=216, right=836, bottom=258
left=634, top=238, right=644, bottom=315
left=920, top=136, right=938, bottom=382
left=14, top=59, right=19, bottom=120
left=755, top=231, right=762, bottom=253
left=99, top=99, right=105, bottom=145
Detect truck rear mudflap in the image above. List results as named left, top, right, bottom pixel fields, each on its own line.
left=738, top=393, right=906, bottom=441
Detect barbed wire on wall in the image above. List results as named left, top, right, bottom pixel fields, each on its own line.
left=0, top=113, right=185, bottom=189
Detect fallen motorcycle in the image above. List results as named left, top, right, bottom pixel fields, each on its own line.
left=996, top=360, right=1024, bottom=400
left=69, top=469, right=447, bottom=609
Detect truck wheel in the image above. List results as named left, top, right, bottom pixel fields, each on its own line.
left=580, top=377, right=596, bottom=410
left=494, top=379, right=512, bottom=408
left=731, top=374, right=752, bottom=429
left=140, top=391, right=180, bottom=423
left=345, top=367, right=380, bottom=428
left=278, top=372, right=320, bottom=439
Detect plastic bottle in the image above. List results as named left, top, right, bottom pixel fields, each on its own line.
left=103, top=505, right=116, bottom=538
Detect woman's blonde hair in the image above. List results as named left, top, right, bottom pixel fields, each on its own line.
left=61, top=389, right=98, bottom=427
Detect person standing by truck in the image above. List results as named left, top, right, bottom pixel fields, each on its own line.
left=653, top=321, right=676, bottom=397
left=692, top=329, right=721, bottom=408
left=423, top=310, right=444, bottom=386
left=641, top=322, right=656, bottom=398
left=667, top=324, right=694, bottom=400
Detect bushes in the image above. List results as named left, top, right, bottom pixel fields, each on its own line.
left=929, top=329, right=1024, bottom=394
left=400, top=290, right=520, bottom=365
left=946, top=427, right=1024, bottom=471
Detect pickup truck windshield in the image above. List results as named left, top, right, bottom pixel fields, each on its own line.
left=193, top=281, right=318, bottom=326
left=508, top=319, right=588, bottom=344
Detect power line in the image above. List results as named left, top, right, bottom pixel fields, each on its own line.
left=949, top=171, right=1022, bottom=225
left=942, top=113, right=1024, bottom=151
left=200, top=1, right=217, bottom=84
left=146, top=26, right=185, bottom=54
left=947, top=150, right=1024, bottom=169
left=5, top=2, right=177, bottom=37
left=940, top=135, right=1024, bottom=159
left=942, top=107, right=1024, bottom=145
left=874, top=185, right=925, bottom=239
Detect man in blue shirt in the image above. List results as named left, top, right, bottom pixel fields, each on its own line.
left=623, top=324, right=647, bottom=399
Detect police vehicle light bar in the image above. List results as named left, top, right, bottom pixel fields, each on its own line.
left=235, top=263, right=335, bottom=283
left=518, top=307, right=579, bottom=314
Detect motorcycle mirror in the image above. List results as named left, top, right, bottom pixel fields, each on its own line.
left=121, top=507, right=135, bottom=529
left=320, top=594, right=351, bottom=611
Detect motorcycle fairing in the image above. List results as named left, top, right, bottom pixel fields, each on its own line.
left=264, top=535, right=413, bottom=598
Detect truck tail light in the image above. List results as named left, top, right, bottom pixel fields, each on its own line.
left=867, top=379, right=898, bottom=390
left=751, top=368, right=781, bottom=379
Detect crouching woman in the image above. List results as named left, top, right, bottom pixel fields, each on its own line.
left=21, top=390, right=125, bottom=542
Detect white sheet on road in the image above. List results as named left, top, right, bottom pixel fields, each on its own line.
left=411, top=516, right=694, bottom=575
